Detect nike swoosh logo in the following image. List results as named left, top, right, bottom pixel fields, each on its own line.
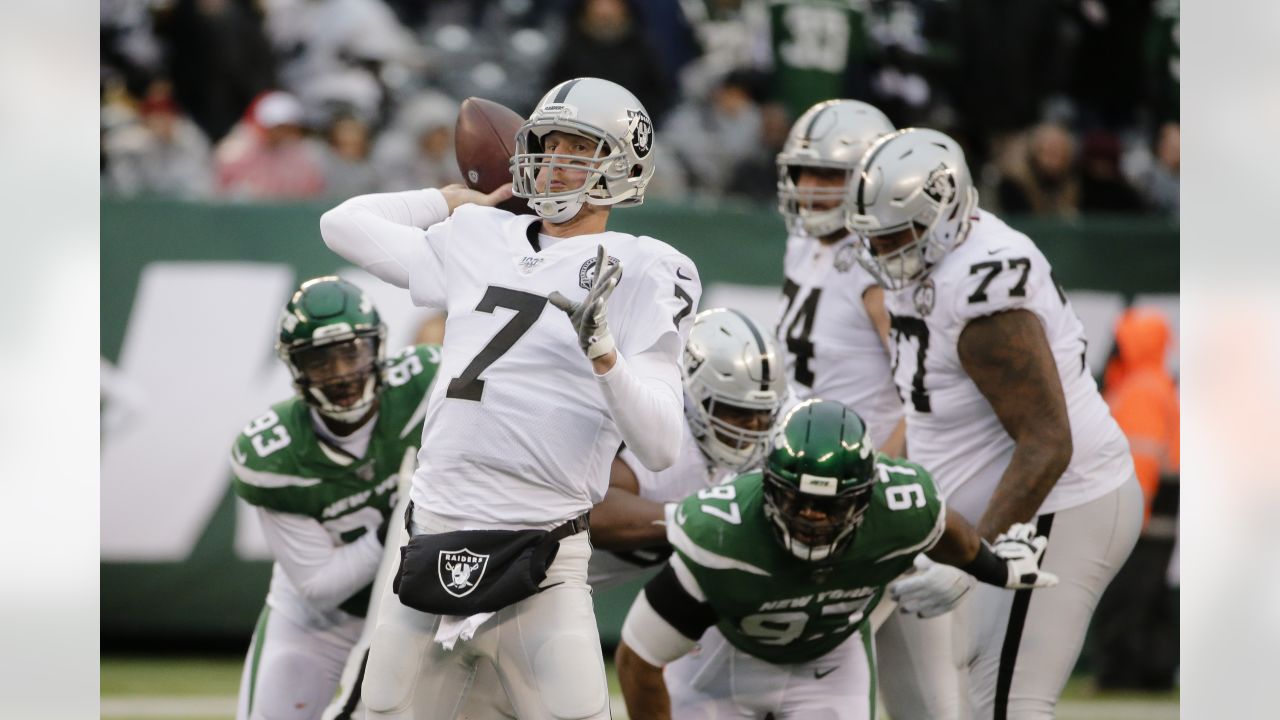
left=232, top=446, right=248, bottom=465
left=675, top=506, right=688, bottom=525
left=986, top=247, right=1009, bottom=255
left=676, top=267, right=692, bottom=281
left=814, top=667, right=838, bottom=679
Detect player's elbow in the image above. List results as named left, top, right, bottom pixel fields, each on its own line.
left=294, top=577, right=345, bottom=611
left=633, top=443, right=678, bottom=473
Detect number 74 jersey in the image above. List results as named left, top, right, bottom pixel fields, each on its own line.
left=667, top=458, right=944, bottom=665
left=882, top=210, right=1133, bottom=523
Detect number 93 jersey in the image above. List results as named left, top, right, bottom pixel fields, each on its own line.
left=230, top=344, right=440, bottom=620
left=407, top=205, right=702, bottom=527
left=667, top=457, right=944, bottom=665
left=776, top=233, right=902, bottom=447
left=882, top=210, right=1133, bottom=522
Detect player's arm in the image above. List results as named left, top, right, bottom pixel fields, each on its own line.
left=253, top=507, right=385, bottom=612
left=861, top=285, right=907, bottom=457
left=957, top=309, right=1072, bottom=541
left=590, top=454, right=669, bottom=551
left=617, top=557, right=716, bottom=720
left=318, top=185, right=511, bottom=288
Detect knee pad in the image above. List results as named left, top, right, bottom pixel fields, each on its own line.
left=361, top=623, right=429, bottom=715
left=533, top=634, right=609, bottom=719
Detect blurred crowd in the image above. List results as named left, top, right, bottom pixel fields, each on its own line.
left=101, top=0, right=1179, bottom=218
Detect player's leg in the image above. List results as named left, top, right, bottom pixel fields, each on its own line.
left=960, top=477, right=1143, bottom=719
left=457, top=657, right=517, bottom=719
left=776, top=629, right=875, bottom=720
left=236, top=605, right=362, bottom=720
left=492, top=532, right=611, bottom=720
left=874, top=604, right=966, bottom=720
left=665, top=627, right=754, bottom=719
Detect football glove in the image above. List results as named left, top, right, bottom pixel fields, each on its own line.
left=993, top=522, right=1058, bottom=590
left=548, top=244, right=622, bottom=360
left=888, top=554, right=975, bottom=618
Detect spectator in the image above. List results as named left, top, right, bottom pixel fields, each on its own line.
left=1079, top=129, right=1144, bottom=214
left=321, top=114, right=381, bottom=198
left=546, top=0, right=673, bottom=123
left=995, top=122, right=1079, bottom=217
left=676, top=0, right=771, bottom=101
left=103, top=89, right=213, bottom=199
left=766, top=0, right=872, bottom=121
left=1142, top=122, right=1179, bottom=217
left=370, top=92, right=463, bottom=191
left=158, top=0, right=277, bottom=143
left=1093, top=307, right=1180, bottom=690
left=214, top=90, right=326, bottom=200
left=663, top=69, right=763, bottom=196
left=725, top=101, right=790, bottom=201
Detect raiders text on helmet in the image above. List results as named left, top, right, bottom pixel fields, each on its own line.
left=510, top=77, right=656, bottom=223
left=845, top=128, right=979, bottom=289
left=777, top=100, right=894, bottom=238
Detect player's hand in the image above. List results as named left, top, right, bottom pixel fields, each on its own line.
left=889, top=554, right=975, bottom=618
left=992, top=523, right=1058, bottom=590
left=548, top=244, right=622, bottom=360
left=440, top=182, right=513, bottom=214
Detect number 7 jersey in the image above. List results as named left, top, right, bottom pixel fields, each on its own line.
left=407, top=204, right=702, bottom=527
left=882, top=210, right=1133, bottom=522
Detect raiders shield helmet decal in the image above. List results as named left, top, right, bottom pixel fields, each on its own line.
left=627, top=109, right=653, bottom=158
left=438, top=548, right=489, bottom=598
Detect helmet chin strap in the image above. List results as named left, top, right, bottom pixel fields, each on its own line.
left=309, top=375, right=377, bottom=424
left=531, top=195, right=585, bottom=224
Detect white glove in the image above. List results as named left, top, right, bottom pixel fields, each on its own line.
left=548, top=244, right=622, bottom=360
left=993, top=522, right=1059, bottom=590
left=888, top=555, right=976, bottom=618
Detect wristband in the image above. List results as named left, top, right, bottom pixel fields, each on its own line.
left=960, top=541, right=1010, bottom=587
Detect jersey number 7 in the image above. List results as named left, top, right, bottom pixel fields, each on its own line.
left=446, top=286, right=547, bottom=402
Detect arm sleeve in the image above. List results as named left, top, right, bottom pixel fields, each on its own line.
left=620, top=559, right=714, bottom=666
left=596, top=344, right=684, bottom=471
left=319, top=188, right=451, bottom=309
left=254, top=507, right=382, bottom=613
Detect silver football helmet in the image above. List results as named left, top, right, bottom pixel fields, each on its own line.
left=845, top=128, right=979, bottom=290
left=777, top=100, right=894, bottom=238
left=511, top=77, right=656, bottom=223
left=683, top=308, right=788, bottom=473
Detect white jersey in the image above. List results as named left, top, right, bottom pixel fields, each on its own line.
left=588, top=421, right=735, bottom=590
left=776, top=232, right=903, bottom=446
left=883, top=210, right=1133, bottom=522
left=407, top=204, right=702, bottom=528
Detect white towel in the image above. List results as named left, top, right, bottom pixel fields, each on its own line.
left=434, top=612, right=494, bottom=650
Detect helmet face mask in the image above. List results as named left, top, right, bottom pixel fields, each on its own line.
left=277, top=277, right=387, bottom=424
left=760, top=400, right=877, bottom=562
left=683, top=309, right=787, bottom=473
left=776, top=100, right=894, bottom=238
left=846, top=129, right=979, bottom=290
left=511, top=78, right=655, bottom=223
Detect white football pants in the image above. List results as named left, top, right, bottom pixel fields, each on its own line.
left=361, top=510, right=610, bottom=720
left=954, top=477, right=1143, bottom=719
left=664, top=625, right=874, bottom=719
left=872, top=600, right=965, bottom=720
left=236, top=605, right=362, bottom=720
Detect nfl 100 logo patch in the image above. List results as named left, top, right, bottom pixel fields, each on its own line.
left=438, top=548, right=489, bottom=597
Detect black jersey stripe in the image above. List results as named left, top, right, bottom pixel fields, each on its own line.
left=552, top=78, right=582, bottom=104
left=728, top=308, right=770, bottom=390
left=994, top=513, right=1055, bottom=720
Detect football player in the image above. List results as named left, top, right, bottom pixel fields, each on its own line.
left=232, top=277, right=440, bottom=720
left=846, top=127, right=1143, bottom=717
left=615, top=399, right=1057, bottom=719
left=320, top=77, right=701, bottom=720
left=776, top=98, right=968, bottom=719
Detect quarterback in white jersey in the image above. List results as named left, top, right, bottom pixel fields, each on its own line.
left=776, top=99, right=966, bottom=720
left=320, top=77, right=702, bottom=720
left=848, top=127, right=1143, bottom=718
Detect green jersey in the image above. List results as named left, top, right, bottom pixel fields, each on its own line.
left=668, top=455, right=944, bottom=664
left=231, top=344, right=441, bottom=617
left=769, top=0, right=870, bottom=120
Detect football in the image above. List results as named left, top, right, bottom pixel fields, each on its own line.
left=455, top=97, right=532, bottom=215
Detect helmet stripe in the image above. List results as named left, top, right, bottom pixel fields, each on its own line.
left=804, top=104, right=830, bottom=140
left=855, top=130, right=898, bottom=214
left=552, top=78, right=583, bottom=104
left=727, top=308, right=770, bottom=390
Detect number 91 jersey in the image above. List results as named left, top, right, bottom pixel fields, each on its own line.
left=667, top=457, right=944, bottom=665
left=882, top=211, right=1133, bottom=523
left=230, top=344, right=440, bottom=618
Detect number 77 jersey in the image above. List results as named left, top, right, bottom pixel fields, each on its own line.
left=882, top=210, right=1132, bottom=523
left=666, top=459, right=944, bottom=665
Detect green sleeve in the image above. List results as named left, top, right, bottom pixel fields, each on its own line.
left=864, top=457, right=946, bottom=565
left=229, top=402, right=323, bottom=516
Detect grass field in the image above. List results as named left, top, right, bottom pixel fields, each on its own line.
left=101, top=655, right=1178, bottom=719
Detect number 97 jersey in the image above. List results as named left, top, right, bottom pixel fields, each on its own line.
left=666, top=458, right=944, bottom=665
left=882, top=210, right=1133, bottom=523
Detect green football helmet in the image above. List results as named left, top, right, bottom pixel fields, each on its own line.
left=277, top=276, right=387, bottom=423
left=762, top=399, right=877, bottom=561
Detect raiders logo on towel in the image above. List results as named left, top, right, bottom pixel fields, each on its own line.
left=438, top=548, right=489, bottom=598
